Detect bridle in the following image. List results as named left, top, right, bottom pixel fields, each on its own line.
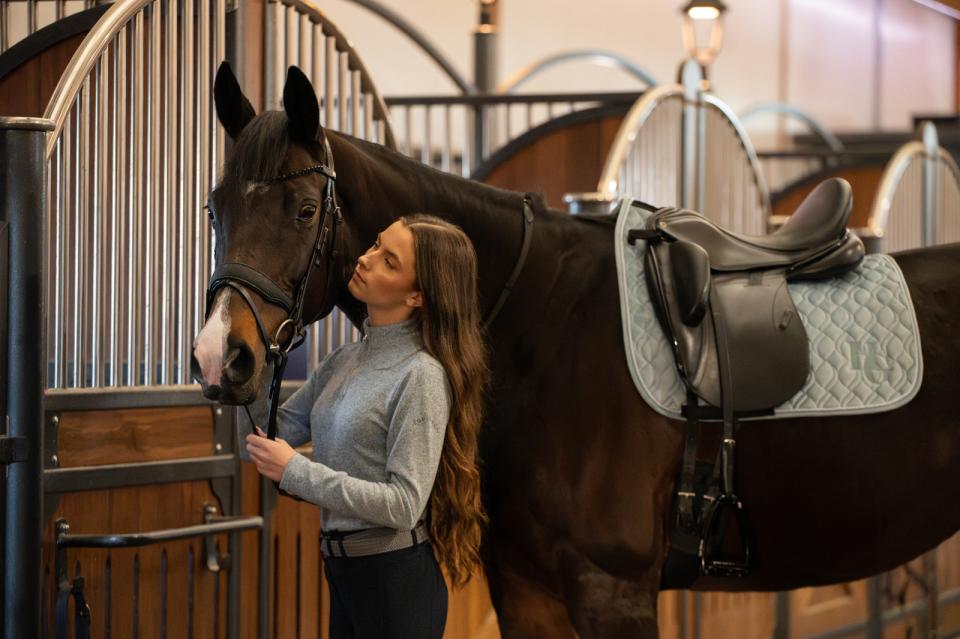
left=203, top=133, right=536, bottom=448
left=204, top=134, right=342, bottom=441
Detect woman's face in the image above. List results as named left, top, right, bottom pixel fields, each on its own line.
left=348, top=220, right=422, bottom=314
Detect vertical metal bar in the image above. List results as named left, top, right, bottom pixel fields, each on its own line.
left=181, top=0, right=195, bottom=385
left=111, top=32, right=124, bottom=387
left=161, top=0, right=178, bottom=385
left=921, top=122, right=940, bottom=247
left=57, top=1, right=66, bottom=21
left=312, top=26, right=323, bottom=110
left=263, top=0, right=278, bottom=110
left=27, top=0, right=37, bottom=36
left=324, top=36, right=335, bottom=128
left=1, top=114, right=53, bottom=639
left=300, top=13, right=311, bottom=78
left=773, top=591, right=790, bottom=639
left=286, top=4, right=298, bottom=69
left=866, top=575, right=883, bottom=639
left=351, top=70, right=360, bottom=136
left=442, top=105, right=451, bottom=173
left=196, top=0, right=210, bottom=348
left=421, top=106, right=430, bottom=165
left=146, top=0, right=161, bottom=386
left=52, top=137, right=64, bottom=388
left=79, top=79, right=91, bottom=386
left=129, top=12, right=144, bottom=385
left=404, top=107, right=412, bottom=157
left=363, top=93, right=372, bottom=141
left=338, top=52, right=347, bottom=131
left=93, top=55, right=108, bottom=387
left=0, top=2, right=7, bottom=53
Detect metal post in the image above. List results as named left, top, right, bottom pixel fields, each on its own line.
left=473, top=0, right=498, bottom=165
left=1, top=116, right=53, bottom=639
left=866, top=575, right=883, bottom=639
left=920, top=121, right=940, bottom=247
left=679, top=59, right=704, bottom=210
left=923, top=551, right=939, bottom=639
left=773, top=591, right=791, bottom=639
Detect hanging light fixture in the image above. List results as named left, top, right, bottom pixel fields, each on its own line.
left=680, top=0, right=728, bottom=68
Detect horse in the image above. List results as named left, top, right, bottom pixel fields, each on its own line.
left=191, top=62, right=960, bottom=638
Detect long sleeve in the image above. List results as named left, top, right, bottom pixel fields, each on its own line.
left=278, top=361, right=452, bottom=529
left=235, top=345, right=346, bottom=461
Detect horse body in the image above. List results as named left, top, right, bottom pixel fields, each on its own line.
left=327, top=132, right=960, bottom=635
left=197, top=64, right=960, bottom=637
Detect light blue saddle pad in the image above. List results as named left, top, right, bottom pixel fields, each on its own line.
left=613, top=198, right=924, bottom=421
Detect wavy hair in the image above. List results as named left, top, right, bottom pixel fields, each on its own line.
left=400, top=213, right=490, bottom=588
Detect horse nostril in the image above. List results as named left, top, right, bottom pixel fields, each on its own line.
left=206, top=384, right=222, bottom=400
left=223, top=342, right=255, bottom=385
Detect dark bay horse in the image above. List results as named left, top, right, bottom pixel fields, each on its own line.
left=192, top=63, right=960, bottom=638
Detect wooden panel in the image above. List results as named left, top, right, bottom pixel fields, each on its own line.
left=56, top=406, right=215, bottom=467
left=43, top=481, right=247, bottom=639
left=482, top=114, right=625, bottom=210
left=772, top=164, right=885, bottom=230
left=0, top=32, right=86, bottom=117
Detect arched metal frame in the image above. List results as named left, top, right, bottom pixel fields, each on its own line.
left=867, top=122, right=960, bottom=253
left=264, top=0, right=397, bottom=373
left=496, top=49, right=658, bottom=94
left=590, top=61, right=770, bottom=234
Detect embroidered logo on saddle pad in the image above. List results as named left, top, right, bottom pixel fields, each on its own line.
left=613, top=198, right=923, bottom=421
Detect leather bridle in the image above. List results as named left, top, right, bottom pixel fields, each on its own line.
left=204, top=134, right=342, bottom=441
left=203, top=133, right=536, bottom=447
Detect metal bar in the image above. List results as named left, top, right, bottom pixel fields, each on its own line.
left=773, top=591, right=790, bottom=639
left=52, top=136, right=64, bottom=388
left=351, top=69, right=361, bottom=136
left=338, top=51, right=347, bottom=131
left=27, top=0, right=37, bottom=36
left=182, top=0, right=195, bottom=386
left=79, top=79, right=91, bottom=386
left=93, top=55, right=106, bottom=387
left=111, top=31, right=125, bottom=387
left=421, top=105, right=429, bottom=165
left=0, top=115, right=54, bottom=639
left=324, top=35, right=335, bottom=127
left=45, top=456, right=238, bottom=493
left=162, top=0, right=178, bottom=386
left=442, top=105, right=451, bottom=173
left=300, top=12, right=311, bottom=78
left=129, top=12, right=144, bottom=385
left=264, top=0, right=281, bottom=109
left=145, top=1, right=161, bottom=386
left=0, top=3, right=6, bottom=53
left=58, top=516, right=263, bottom=548
left=866, top=575, right=883, bottom=639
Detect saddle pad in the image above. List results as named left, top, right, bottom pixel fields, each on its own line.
left=613, top=198, right=924, bottom=421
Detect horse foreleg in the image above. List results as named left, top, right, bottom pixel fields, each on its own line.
left=484, top=556, right=577, bottom=639
left=556, top=544, right=661, bottom=639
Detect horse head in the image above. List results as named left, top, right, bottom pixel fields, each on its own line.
left=192, top=62, right=358, bottom=405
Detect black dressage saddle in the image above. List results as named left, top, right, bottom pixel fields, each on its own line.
left=629, top=177, right=865, bottom=582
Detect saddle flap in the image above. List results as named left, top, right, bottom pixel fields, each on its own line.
left=669, top=241, right=711, bottom=326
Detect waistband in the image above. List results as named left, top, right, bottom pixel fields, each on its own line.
left=320, top=522, right=429, bottom=558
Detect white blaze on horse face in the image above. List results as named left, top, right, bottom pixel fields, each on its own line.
left=194, top=289, right=231, bottom=387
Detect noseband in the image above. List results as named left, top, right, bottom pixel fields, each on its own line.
left=204, top=134, right=343, bottom=441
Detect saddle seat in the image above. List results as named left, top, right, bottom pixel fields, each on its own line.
left=636, top=177, right=865, bottom=414
left=654, top=178, right=859, bottom=274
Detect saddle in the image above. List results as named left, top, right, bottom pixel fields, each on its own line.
left=630, top=178, right=865, bottom=581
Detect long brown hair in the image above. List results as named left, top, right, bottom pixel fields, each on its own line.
left=400, top=213, right=490, bottom=588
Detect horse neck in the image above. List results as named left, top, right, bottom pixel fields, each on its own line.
left=329, top=131, right=534, bottom=316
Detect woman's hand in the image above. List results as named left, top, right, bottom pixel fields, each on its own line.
left=246, top=426, right=297, bottom=482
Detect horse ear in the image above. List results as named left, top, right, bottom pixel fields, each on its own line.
left=214, top=61, right=256, bottom=140
left=283, top=66, right=320, bottom=143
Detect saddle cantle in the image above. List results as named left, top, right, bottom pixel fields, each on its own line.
left=633, top=178, right=865, bottom=412
left=631, top=177, right=865, bottom=581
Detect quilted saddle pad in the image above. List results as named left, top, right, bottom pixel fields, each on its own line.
left=613, top=198, right=924, bottom=421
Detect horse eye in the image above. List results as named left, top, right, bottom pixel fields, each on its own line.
left=298, top=204, right=317, bottom=220
left=203, top=205, right=214, bottom=222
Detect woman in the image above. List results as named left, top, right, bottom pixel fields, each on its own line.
left=241, top=214, right=490, bottom=638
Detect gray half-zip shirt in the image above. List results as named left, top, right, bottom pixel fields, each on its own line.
left=237, top=315, right=453, bottom=532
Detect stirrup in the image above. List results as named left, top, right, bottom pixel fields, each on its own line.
left=699, top=492, right=751, bottom=578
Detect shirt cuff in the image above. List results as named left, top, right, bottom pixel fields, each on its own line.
left=279, top=452, right=310, bottom=497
